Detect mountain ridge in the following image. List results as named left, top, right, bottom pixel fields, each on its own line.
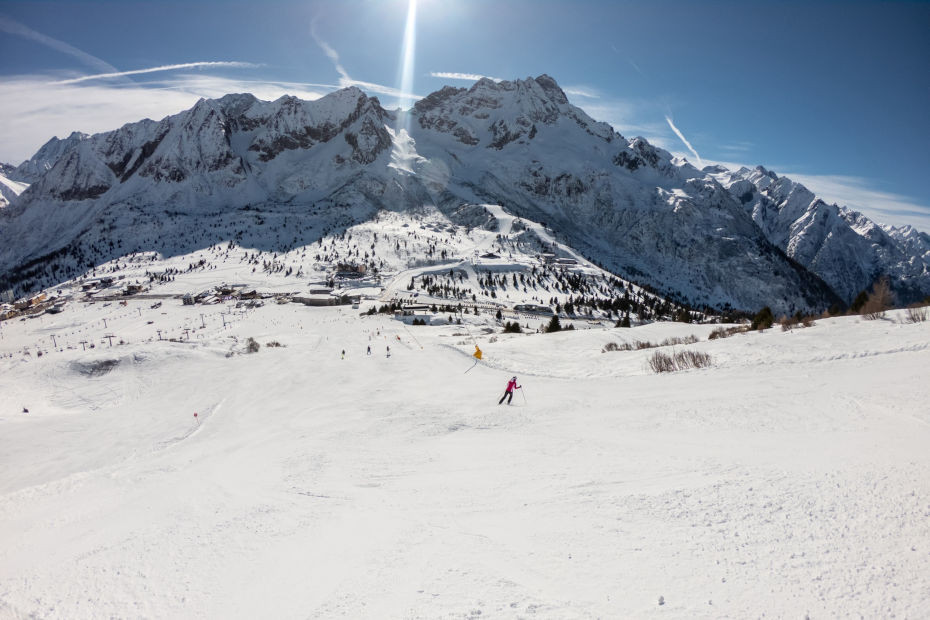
left=2, top=75, right=927, bottom=311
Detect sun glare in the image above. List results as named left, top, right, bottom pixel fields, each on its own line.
left=392, top=0, right=418, bottom=170
left=397, top=0, right=417, bottom=110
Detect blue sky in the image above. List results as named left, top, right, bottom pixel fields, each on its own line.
left=1, top=0, right=929, bottom=229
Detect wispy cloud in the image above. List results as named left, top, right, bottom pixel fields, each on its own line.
left=154, top=75, right=332, bottom=101
left=311, top=30, right=420, bottom=104
left=665, top=115, right=702, bottom=167
left=0, top=14, right=119, bottom=74
left=562, top=86, right=599, bottom=99
left=53, top=62, right=262, bottom=85
left=342, top=79, right=421, bottom=101
left=573, top=98, right=668, bottom=145
left=717, top=141, right=753, bottom=155
left=430, top=71, right=502, bottom=82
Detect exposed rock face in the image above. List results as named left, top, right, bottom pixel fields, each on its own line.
left=3, top=74, right=927, bottom=310
left=710, top=166, right=930, bottom=303
left=413, top=76, right=615, bottom=150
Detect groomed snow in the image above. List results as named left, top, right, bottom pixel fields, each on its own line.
left=1, top=300, right=928, bottom=618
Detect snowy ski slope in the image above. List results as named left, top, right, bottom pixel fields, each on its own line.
left=1, top=289, right=928, bottom=617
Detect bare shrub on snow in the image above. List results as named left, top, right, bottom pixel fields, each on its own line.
left=648, top=349, right=714, bottom=373
left=674, top=349, right=713, bottom=370
left=862, top=278, right=892, bottom=320
left=905, top=303, right=927, bottom=323
left=246, top=337, right=260, bottom=353
left=709, top=326, right=748, bottom=340
left=648, top=351, right=677, bottom=373
left=605, top=335, right=701, bottom=355
left=781, top=314, right=816, bottom=330
left=660, top=334, right=699, bottom=346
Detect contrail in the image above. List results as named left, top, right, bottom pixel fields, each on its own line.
left=310, top=25, right=352, bottom=86
left=665, top=115, right=703, bottom=167
left=0, top=13, right=119, bottom=74
left=52, top=62, right=262, bottom=85
left=311, top=27, right=420, bottom=100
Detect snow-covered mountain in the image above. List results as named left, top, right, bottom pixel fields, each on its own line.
left=710, top=165, right=930, bottom=304
left=7, top=131, right=89, bottom=183
left=2, top=75, right=927, bottom=311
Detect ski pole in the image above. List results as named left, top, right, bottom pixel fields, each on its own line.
left=521, top=386, right=527, bottom=404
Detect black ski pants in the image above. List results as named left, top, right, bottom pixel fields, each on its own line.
left=499, top=390, right=514, bottom=405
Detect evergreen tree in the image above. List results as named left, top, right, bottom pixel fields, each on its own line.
left=546, top=314, right=562, bottom=333
left=751, top=306, right=774, bottom=330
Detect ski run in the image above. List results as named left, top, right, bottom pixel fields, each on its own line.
left=1, top=272, right=929, bottom=617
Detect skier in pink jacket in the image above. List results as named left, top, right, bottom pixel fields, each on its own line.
left=498, top=376, right=521, bottom=405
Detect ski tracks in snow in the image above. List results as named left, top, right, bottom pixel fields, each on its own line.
left=153, top=398, right=226, bottom=452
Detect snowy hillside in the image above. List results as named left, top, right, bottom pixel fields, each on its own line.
left=2, top=278, right=928, bottom=617
left=2, top=75, right=928, bottom=312
left=0, top=204, right=704, bottom=332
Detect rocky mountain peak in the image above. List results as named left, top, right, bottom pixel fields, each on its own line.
left=11, top=132, right=89, bottom=183
left=533, top=74, right=569, bottom=104
left=216, top=93, right=260, bottom=117
left=412, top=74, right=614, bottom=149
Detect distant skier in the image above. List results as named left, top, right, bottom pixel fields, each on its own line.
left=464, top=344, right=483, bottom=373
left=498, top=376, right=521, bottom=405
left=386, top=345, right=391, bottom=358
left=341, top=349, right=345, bottom=360
left=367, top=345, right=371, bottom=355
